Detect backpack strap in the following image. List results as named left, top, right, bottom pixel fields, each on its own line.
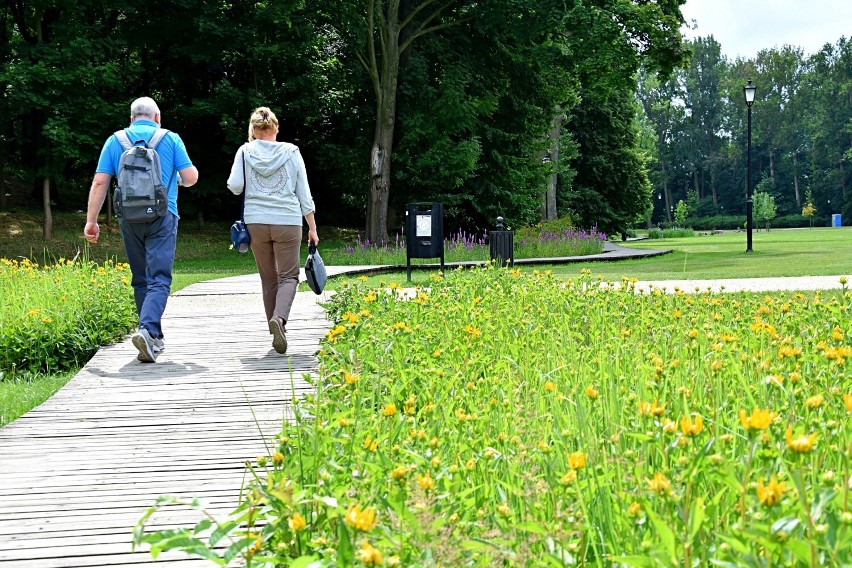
left=147, top=128, right=169, bottom=150
left=114, top=130, right=133, bottom=151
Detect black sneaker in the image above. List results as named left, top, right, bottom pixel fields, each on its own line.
left=132, top=327, right=157, bottom=363
left=268, top=318, right=288, bottom=354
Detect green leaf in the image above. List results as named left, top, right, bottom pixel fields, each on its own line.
left=514, top=521, right=548, bottom=535
left=290, top=555, right=322, bottom=568
left=785, top=538, right=812, bottom=564
left=209, top=520, right=239, bottom=546
left=609, top=555, right=656, bottom=567
left=688, top=497, right=705, bottom=542
left=646, top=508, right=678, bottom=566
left=337, top=522, right=353, bottom=566
left=193, top=519, right=213, bottom=535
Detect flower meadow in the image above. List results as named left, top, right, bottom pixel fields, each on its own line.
left=0, top=256, right=136, bottom=373
left=136, top=268, right=850, bottom=567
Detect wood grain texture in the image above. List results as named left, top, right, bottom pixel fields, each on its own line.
left=0, top=275, right=333, bottom=567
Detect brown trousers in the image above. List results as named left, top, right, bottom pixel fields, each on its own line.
left=247, top=224, right=302, bottom=324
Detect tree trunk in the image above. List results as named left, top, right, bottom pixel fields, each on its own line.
left=793, top=151, right=801, bottom=208
left=367, top=86, right=398, bottom=244
left=0, top=138, right=6, bottom=211
left=365, top=2, right=402, bottom=244
left=710, top=171, right=718, bottom=205
left=539, top=110, right=562, bottom=221
left=42, top=176, right=52, bottom=240
left=769, top=149, right=775, bottom=184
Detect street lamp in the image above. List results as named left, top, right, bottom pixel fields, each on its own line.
left=743, top=79, right=757, bottom=252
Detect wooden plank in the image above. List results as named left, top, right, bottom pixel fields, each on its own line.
left=0, top=283, right=333, bottom=566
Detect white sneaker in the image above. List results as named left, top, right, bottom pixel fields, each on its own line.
left=132, top=328, right=157, bottom=363
left=152, top=337, right=165, bottom=353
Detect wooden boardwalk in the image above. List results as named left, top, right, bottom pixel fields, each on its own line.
left=0, top=274, right=334, bottom=567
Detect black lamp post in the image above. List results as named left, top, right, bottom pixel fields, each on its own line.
left=743, top=79, right=757, bottom=252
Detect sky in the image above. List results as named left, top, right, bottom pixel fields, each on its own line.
left=680, top=0, right=852, bottom=61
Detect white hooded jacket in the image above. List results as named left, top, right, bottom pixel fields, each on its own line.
left=227, top=140, right=315, bottom=226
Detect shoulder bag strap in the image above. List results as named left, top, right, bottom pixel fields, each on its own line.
left=240, top=151, right=246, bottom=223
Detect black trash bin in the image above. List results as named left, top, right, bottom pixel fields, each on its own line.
left=489, top=216, right=514, bottom=267
left=405, top=203, right=444, bottom=281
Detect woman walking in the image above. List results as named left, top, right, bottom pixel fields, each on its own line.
left=227, top=107, right=318, bottom=354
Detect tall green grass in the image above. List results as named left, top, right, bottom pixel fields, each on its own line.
left=0, top=255, right=136, bottom=427
left=134, top=267, right=852, bottom=566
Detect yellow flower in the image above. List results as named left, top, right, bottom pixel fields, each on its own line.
left=363, top=435, right=378, bottom=452
left=785, top=428, right=816, bottom=453
left=739, top=408, right=773, bottom=431
left=497, top=504, right=512, bottom=517
left=248, top=532, right=262, bottom=556
left=417, top=473, right=435, bottom=491
left=381, top=403, right=397, bottom=417
left=559, top=470, right=577, bottom=485
left=756, top=475, right=787, bottom=507
left=680, top=413, right=704, bottom=436
left=288, top=512, right=307, bottom=531
left=357, top=540, right=384, bottom=565
left=345, top=504, right=378, bottom=531
left=646, top=472, right=671, bottom=495
left=627, top=501, right=642, bottom=516
left=585, top=386, right=599, bottom=399
left=805, top=394, right=824, bottom=409
left=464, top=324, right=481, bottom=338
left=844, top=393, right=852, bottom=412
left=568, top=451, right=586, bottom=470
left=832, top=326, right=845, bottom=341
left=638, top=400, right=666, bottom=416
left=272, top=451, right=284, bottom=466
left=662, top=418, right=678, bottom=434
left=544, top=380, right=557, bottom=392
left=390, top=466, right=409, bottom=481
left=344, top=371, right=360, bottom=385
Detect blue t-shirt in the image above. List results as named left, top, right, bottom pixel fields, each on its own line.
left=95, top=119, right=193, bottom=217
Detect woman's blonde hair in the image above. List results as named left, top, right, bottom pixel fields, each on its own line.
left=247, top=107, right=279, bottom=141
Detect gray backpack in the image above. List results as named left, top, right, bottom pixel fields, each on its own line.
left=113, top=128, right=172, bottom=222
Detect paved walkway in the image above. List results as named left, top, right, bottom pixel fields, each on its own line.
left=0, top=243, right=847, bottom=567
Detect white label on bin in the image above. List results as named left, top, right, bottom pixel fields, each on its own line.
left=416, top=215, right=432, bottom=237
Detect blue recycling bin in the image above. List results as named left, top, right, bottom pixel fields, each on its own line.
left=831, top=214, right=842, bottom=227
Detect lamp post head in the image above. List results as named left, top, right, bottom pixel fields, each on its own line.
left=743, top=79, right=756, bottom=107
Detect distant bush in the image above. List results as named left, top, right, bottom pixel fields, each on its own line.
left=770, top=214, right=820, bottom=229
left=647, top=227, right=695, bottom=239
left=688, top=215, right=745, bottom=231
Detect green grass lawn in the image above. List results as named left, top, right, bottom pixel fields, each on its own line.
left=327, top=227, right=851, bottom=290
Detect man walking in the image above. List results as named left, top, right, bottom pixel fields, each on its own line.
left=84, top=97, right=199, bottom=362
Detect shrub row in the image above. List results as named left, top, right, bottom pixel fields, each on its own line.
left=0, top=257, right=136, bottom=373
